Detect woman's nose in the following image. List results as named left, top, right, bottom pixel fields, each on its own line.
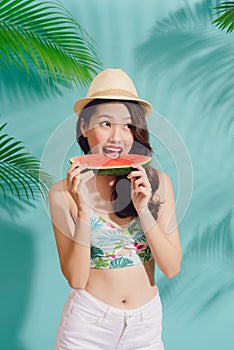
left=109, top=124, right=122, bottom=140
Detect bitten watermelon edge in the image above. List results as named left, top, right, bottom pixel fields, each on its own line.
left=69, top=154, right=152, bottom=176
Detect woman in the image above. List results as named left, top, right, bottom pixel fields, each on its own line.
left=48, top=68, right=182, bottom=349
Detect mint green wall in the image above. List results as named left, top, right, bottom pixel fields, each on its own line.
left=1, top=1, right=233, bottom=349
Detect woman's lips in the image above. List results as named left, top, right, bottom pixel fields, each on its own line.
left=102, top=145, right=123, bottom=159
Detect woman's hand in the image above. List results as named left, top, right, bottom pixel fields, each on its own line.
left=127, top=163, right=152, bottom=215
left=66, top=161, right=93, bottom=211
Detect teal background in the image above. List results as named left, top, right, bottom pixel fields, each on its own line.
left=0, top=0, right=234, bottom=349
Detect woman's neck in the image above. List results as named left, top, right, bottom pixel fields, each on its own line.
left=93, top=175, right=116, bottom=201
left=95, top=174, right=116, bottom=187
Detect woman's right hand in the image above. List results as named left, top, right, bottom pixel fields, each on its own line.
left=66, top=161, right=93, bottom=211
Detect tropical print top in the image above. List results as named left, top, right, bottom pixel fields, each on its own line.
left=90, top=208, right=153, bottom=269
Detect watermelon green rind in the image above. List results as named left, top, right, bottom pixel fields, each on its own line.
left=69, top=154, right=151, bottom=176
left=94, top=165, right=143, bottom=176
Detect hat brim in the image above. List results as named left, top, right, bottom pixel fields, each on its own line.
left=73, top=95, right=152, bottom=118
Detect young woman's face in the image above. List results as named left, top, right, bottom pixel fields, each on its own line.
left=80, top=102, right=134, bottom=158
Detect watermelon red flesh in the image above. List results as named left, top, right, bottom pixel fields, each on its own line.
left=69, top=154, right=151, bottom=176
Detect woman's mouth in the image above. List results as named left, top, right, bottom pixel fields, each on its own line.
left=102, top=145, right=123, bottom=159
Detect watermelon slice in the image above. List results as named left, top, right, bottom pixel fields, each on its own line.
left=69, top=154, right=151, bottom=176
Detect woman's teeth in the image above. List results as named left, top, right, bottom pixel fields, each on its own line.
left=103, top=146, right=122, bottom=159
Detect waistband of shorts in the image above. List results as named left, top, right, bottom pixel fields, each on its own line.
left=68, top=286, right=161, bottom=318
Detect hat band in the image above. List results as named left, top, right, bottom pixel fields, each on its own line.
left=89, top=88, right=139, bottom=99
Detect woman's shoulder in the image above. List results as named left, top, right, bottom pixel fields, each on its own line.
left=48, top=179, right=72, bottom=208
left=49, top=178, right=67, bottom=194
left=151, top=168, right=171, bottom=185
left=156, top=169, right=171, bottom=183
left=152, top=169, right=172, bottom=203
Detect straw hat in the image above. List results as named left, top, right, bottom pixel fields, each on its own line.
left=73, top=68, right=152, bottom=118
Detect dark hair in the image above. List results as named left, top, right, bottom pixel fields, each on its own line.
left=76, top=99, right=164, bottom=220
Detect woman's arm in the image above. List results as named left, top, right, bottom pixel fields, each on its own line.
left=139, top=172, right=182, bottom=278
left=48, top=179, right=91, bottom=289
left=127, top=163, right=182, bottom=278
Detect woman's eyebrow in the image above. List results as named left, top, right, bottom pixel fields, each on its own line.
left=97, top=114, right=131, bottom=121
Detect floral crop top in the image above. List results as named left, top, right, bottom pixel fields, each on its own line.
left=90, top=208, right=153, bottom=269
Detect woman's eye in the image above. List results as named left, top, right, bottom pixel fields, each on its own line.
left=100, top=121, right=110, bottom=127
left=125, top=124, right=132, bottom=129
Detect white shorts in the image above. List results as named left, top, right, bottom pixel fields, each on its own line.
left=54, top=287, right=164, bottom=350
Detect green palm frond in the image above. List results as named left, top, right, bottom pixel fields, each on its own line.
left=0, top=0, right=102, bottom=91
left=0, top=121, right=54, bottom=206
left=0, top=60, right=69, bottom=102
left=212, top=1, right=234, bottom=33
left=157, top=211, right=234, bottom=320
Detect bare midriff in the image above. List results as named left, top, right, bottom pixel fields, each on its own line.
left=85, top=259, right=158, bottom=309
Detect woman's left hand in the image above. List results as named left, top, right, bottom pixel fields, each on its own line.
left=127, top=163, right=152, bottom=215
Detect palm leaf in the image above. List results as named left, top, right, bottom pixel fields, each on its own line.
left=96, top=231, right=125, bottom=247
left=212, top=1, right=234, bottom=33
left=135, top=0, right=234, bottom=132
left=90, top=246, right=104, bottom=260
left=0, top=0, right=102, bottom=91
left=0, top=61, right=68, bottom=102
left=0, top=121, right=54, bottom=207
left=0, top=190, right=36, bottom=218
left=110, top=257, right=133, bottom=268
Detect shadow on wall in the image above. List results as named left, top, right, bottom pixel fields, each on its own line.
left=135, top=0, right=234, bottom=132
left=157, top=211, right=234, bottom=318
left=0, top=219, right=34, bottom=350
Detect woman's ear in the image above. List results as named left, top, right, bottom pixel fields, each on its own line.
left=80, top=118, right=87, bottom=138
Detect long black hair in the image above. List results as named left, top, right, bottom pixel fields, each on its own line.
left=76, top=99, right=164, bottom=220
